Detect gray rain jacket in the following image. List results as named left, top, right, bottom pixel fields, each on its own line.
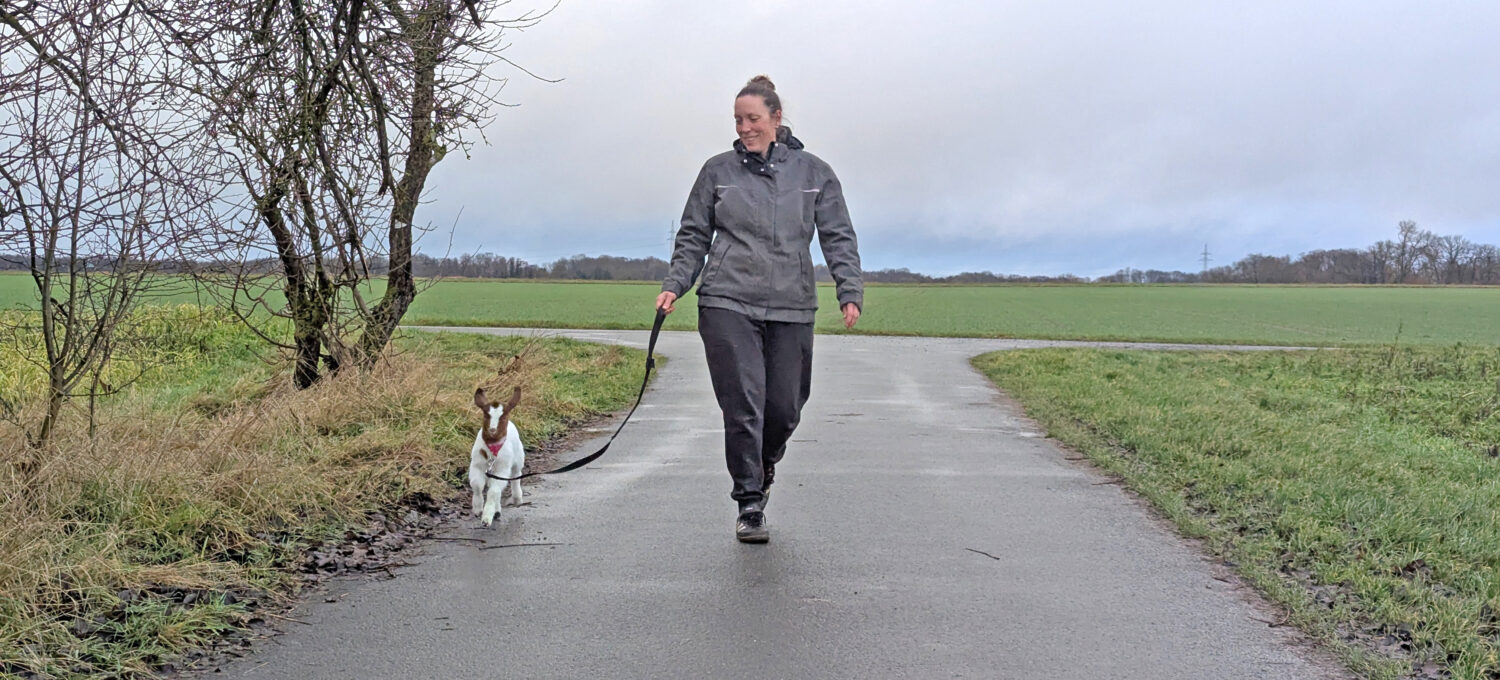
left=662, top=134, right=863, bottom=323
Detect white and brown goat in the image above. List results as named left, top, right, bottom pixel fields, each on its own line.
left=470, top=387, right=525, bottom=526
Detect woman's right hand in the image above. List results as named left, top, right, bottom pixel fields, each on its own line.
left=655, top=291, right=678, bottom=314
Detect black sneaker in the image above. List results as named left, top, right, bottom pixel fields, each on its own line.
left=735, top=511, right=769, bottom=543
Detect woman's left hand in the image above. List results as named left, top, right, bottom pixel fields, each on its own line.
left=841, top=302, right=860, bottom=329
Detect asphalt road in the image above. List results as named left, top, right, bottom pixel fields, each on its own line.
left=221, top=329, right=1346, bottom=680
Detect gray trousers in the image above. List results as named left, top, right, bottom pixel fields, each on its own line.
left=698, top=306, right=814, bottom=513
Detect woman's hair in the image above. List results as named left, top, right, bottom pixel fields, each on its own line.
left=737, top=74, right=782, bottom=116
left=737, top=74, right=790, bottom=141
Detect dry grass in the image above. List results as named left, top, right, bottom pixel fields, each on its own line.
left=0, top=311, right=645, bottom=678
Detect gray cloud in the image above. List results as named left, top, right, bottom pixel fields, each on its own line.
left=422, top=0, right=1500, bottom=276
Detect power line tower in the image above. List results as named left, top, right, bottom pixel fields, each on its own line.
left=1200, top=244, right=1211, bottom=273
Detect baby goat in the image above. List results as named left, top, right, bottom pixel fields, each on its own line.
left=470, top=387, right=525, bottom=526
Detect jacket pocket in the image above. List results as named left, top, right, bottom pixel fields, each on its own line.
left=798, top=250, right=816, bottom=306
left=773, top=249, right=817, bottom=309
left=701, top=238, right=733, bottom=289
left=799, top=188, right=821, bottom=226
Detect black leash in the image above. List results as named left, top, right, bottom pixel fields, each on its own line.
left=486, top=309, right=666, bottom=482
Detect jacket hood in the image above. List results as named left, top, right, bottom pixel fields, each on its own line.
left=732, top=128, right=804, bottom=156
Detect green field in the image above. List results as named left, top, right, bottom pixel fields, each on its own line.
left=4, top=273, right=1497, bottom=346
left=402, top=280, right=1500, bottom=345
left=976, top=346, right=1500, bottom=679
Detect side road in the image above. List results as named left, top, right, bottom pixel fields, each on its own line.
left=218, top=328, right=1347, bottom=679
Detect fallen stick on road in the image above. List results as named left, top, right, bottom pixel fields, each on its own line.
left=477, top=542, right=568, bottom=551
left=263, top=611, right=312, bottom=626
left=964, top=548, right=1002, bottom=561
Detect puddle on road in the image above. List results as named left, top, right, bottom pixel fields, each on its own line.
left=954, top=426, right=1045, bottom=438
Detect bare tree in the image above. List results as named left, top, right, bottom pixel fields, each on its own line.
left=1294, top=249, right=1365, bottom=284
left=0, top=2, right=210, bottom=447
left=1392, top=220, right=1431, bottom=284
left=1430, top=234, right=1472, bottom=284
left=155, top=0, right=547, bottom=388
left=1472, top=244, right=1500, bottom=285
left=1236, top=253, right=1293, bottom=284
left=1366, top=240, right=1395, bottom=284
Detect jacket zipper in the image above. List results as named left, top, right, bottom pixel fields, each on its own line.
left=768, top=141, right=779, bottom=250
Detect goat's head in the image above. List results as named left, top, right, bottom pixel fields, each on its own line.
left=473, top=386, right=522, bottom=446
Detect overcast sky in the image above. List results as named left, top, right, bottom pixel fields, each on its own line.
left=421, top=0, right=1500, bottom=278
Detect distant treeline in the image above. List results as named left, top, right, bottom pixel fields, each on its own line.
left=1100, top=222, right=1500, bottom=285
left=0, top=252, right=1082, bottom=283
left=4, top=222, right=1492, bottom=285
left=0, top=252, right=659, bottom=281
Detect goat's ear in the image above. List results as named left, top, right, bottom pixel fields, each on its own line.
left=474, top=388, right=488, bottom=411
left=504, top=386, right=521, bottom=414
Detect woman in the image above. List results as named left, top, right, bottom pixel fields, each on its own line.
left=655, top=75, right=864, bottom=544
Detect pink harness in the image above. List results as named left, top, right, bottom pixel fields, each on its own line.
left=486, top=438, right=506, bottom=457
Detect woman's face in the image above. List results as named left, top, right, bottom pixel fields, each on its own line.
left=734, top=95, right=780, bottom=154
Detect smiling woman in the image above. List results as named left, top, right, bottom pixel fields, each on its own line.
left=653, top=74, right=865, bottom=542
left=733, top=75, right=784, bottom=154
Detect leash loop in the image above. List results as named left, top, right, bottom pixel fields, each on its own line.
left=486, top=309, right=666, bottom=482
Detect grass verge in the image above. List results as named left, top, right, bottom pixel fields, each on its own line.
left=0, top=308, right=646, bottom=678
left=973, top=345, right=1500, bottom=680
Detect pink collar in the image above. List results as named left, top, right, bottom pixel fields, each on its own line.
left=486, top=438, right=506, bottom=456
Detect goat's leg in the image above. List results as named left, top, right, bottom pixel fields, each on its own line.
left=508, top=477, right=523, bottom=506
left=467, top=466, right=486, bottom=518
left=481, top=480, right=502, bottom=526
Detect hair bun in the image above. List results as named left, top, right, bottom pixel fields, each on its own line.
left=746, top=75, right=776, bottom=92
